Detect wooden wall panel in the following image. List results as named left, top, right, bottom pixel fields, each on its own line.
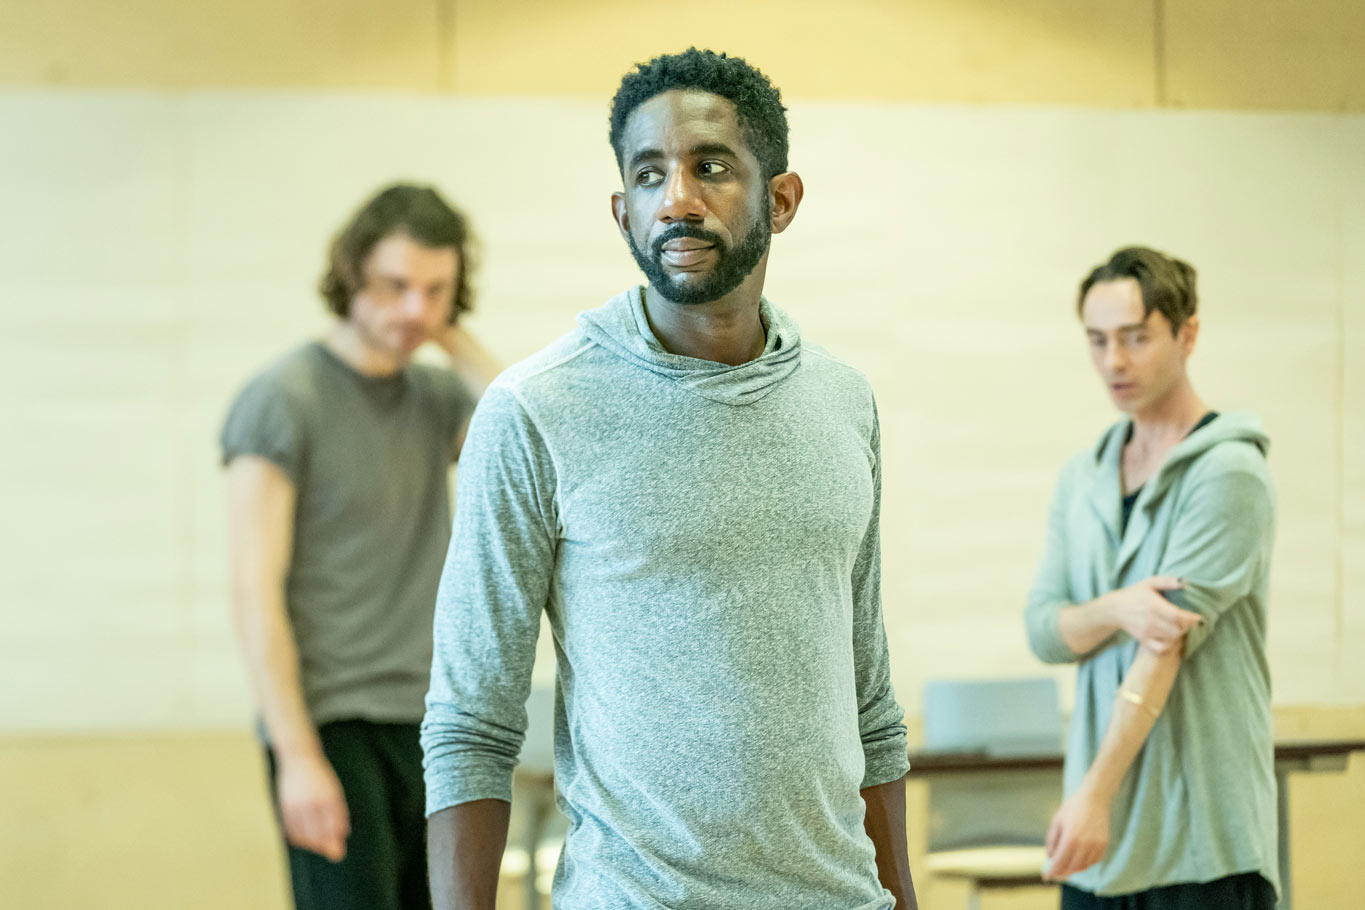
left=447, top=0, right=1156, bottom=104
left=3, top=0, right=1364, bottom=112
left=1164, top=0, right=1365, bottom=111
left=0, top=0, right=443, bottom=89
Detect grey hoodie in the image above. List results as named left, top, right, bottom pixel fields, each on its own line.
left=423, top=287, right=908, bottom=909
left=1026, top=412, right=1278, bottom=896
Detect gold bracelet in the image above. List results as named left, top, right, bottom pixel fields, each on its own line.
left=1117, top=688, right=1162, bottom=722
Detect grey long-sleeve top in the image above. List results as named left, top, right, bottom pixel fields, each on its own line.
left=423, top=288, right=908, bottom=910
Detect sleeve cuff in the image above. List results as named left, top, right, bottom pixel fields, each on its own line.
left=860, top=726, right=911, bottom=790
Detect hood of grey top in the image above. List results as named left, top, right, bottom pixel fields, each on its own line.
left=575, top=286, right=802, bottom=406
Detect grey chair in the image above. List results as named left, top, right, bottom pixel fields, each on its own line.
left=921, top=677, right=1064, bottom=910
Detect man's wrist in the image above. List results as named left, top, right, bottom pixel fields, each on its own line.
left=1082, top=591, right=1122, bottom=638
left=273, top=734, right=326, bottom=766
left=1076, top=770, right=1119, bottom=806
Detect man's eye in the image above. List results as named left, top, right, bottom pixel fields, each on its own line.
left=699, top=161, right=730, bottom=176
left=637, top=169, right=663, bottom=187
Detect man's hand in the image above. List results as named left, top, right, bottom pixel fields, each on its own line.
left=276, top=749, right=350, bottom=862
left=1103, top=576, right=1200, bottom=654
left=1043, top=788, right=1110, bottom=882
left=433, top=323, right=501, bottom=403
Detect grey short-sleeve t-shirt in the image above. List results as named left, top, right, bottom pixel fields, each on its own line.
left=222, top=341, right=476, bottom=727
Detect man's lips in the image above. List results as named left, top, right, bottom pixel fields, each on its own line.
left=659, top=244, right=716, bottom=267
left=661, top=238, right=714, bottom=252
left=1110, top=382, right=1136, bottom=395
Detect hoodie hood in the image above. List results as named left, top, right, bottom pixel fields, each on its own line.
left=576, top=286, right=802, bottom=406
left=1095, top=409, right=1269, bottom=494
left=1088, top=410, right=1270, bottom=553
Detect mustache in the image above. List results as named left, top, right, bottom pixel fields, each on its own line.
left=651, top=224, right=726, bottom=257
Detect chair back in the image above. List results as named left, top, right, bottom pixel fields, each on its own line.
left=922, top=677, right=1064, bottom=852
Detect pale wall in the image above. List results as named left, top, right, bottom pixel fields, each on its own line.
left=1, top=93, right=1361, bottom=731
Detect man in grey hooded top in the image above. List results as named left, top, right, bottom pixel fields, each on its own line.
left=1026, top=247, right=1278, bottom=910
left=421, top=49, right=915, bottom=910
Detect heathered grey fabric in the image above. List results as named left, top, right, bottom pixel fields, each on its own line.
left=1025, top=412, right=1278, bottom=896
left=221, top=341, right=476, bottom=728
left=423, top=287, right=909, bottom=910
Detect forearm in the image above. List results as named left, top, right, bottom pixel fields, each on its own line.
left=428, top=799, right=511, bottom=910
left=231, top=588, right=321, bottom=759
left=1054, top=594, right=1120, bottom=657
left=1079, top=645, right=1182, bottom=801
left=861, top=775, right=917, bottom=910
left=438, top=325, right=501, bottom=399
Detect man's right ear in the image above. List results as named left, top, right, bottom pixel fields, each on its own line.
left=611, top=192, right=630, bottom=238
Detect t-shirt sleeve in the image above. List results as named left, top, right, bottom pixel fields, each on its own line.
left=1157, top=452, right=1275, bottom=657
left=219, top=373, right=305, bottom=482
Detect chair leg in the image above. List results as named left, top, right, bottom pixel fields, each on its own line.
left=966, top=884, right=982, bottom=910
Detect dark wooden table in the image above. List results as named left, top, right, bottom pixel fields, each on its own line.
left=905, top=739, right=1365, bottom=910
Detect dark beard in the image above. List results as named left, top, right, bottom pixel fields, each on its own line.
left=626, top=205, right=771, bottom=306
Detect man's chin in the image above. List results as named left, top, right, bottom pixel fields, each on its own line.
left=652, top=272, right=729, bottom=305
left=387, top=337, right=424, bottom=361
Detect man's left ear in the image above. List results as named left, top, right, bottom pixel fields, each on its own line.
left=768, top=172, right=804, bottom=235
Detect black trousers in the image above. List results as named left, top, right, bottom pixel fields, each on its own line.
left=1062, top=872, right=1276, bottom=910
left=266, top=720, right=430, bottom=910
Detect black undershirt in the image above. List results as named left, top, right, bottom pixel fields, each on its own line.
left=1120, top=411, right=1219, bottom=534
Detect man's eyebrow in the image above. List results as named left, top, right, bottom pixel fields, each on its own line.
left=626, top=142, right=741, bottom=171
left=690, top=142, right=739, bottom=159
left=626, top=147, right=664, bottom=171
left=1086, top=322, right=1150, bottom=334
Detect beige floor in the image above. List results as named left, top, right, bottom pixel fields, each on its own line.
left=1, top=707, right=1361, bottom=909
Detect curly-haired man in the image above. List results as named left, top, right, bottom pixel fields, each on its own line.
left=223, top=184, right=499, bottom=910
left=423, top=49, right=917, bottom=910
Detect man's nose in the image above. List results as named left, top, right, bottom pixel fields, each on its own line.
left=400, top=289, right=427, bottom=318
left=659, top=169, right=704, bottom=223
left=1105, top=343, right=1127, bottom=374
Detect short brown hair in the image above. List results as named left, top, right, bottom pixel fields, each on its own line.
left=1078, top=246, right=1197, bottom=334
left=319, top=183, right=475, bottom=322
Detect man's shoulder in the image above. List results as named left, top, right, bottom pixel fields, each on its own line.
left=492, top=327, right=601, bottom=400
left=231, top=343, right=325, bottom=409
left=1054, top=421, right=1125, bottom=490
left=799, top=341, right=875, bottom=401
left=1182, top=439, right=1274, bottom=505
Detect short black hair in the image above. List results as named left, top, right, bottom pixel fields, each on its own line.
left=1078, top=246, right=1198, bottom=335
left=609, top=48, right=789, bottom=180
left=320, top=183, right=475, bottom=322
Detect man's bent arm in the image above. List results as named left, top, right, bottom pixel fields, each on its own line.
left=438, top=324, right=501, bottom=400
left=862, top=775, right=918, bottom=909
left=428, top=800, right=510, bottom=910
left=1053, top=596, right=1121, bottom=656
left=1026, top=475, right=1198, bottom=660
